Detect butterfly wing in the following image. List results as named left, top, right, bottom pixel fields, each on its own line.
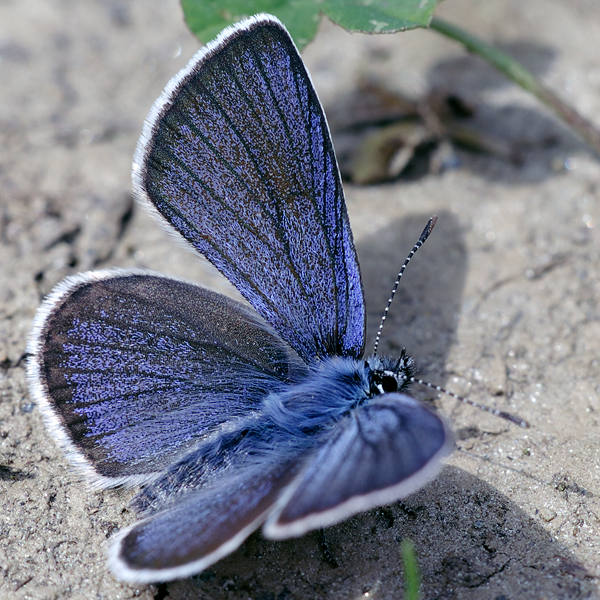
left=108, top=422, right=308, bottom=583
left=133, top=14, right=365, bottom=362
left=109, top=465, right=292, bottom=583
left=263, top=393, right=453, bottom=539
left=27, top=269, right=307, bottom=487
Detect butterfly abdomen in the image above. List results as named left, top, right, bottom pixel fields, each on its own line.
left=261, top=357, right=368, bottom=435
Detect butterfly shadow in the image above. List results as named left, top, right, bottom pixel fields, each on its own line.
left=160, top=210, right=596, bottom=598
left=165, top=466, right=595, bottom=599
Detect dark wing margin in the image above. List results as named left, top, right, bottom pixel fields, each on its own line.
left=26, top=268, right=306, bottom=488
left=263, top=393, right=454, bottom=538
left=133, top=14, right=365, bottom=363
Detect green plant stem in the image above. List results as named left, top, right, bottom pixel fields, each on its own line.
left=401, top=539, right=421, bottom=600
left=430, top=17, right=600, bottom=158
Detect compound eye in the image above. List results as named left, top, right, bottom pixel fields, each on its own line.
left=381, top=375, right=398, bottom=393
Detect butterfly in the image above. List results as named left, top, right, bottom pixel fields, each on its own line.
left=27, top=14, right=454, bottom=583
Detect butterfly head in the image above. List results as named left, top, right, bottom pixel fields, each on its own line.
left=365, top=350, right=415, bottom=397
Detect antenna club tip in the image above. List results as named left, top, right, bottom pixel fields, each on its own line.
left=427, top=216, right=438, bottom=234
left=419, top=216, right=438, bottom=243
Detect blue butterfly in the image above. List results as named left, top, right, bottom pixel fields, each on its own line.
left=27, top=14, right=453, bottom=583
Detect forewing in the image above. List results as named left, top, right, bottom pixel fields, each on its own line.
left=133, top=14, right=365, bottom=362
left=264, top=393, right=453, bottom=538
left=27, top=269, right=306, bottom=487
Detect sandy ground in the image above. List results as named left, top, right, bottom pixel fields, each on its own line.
left=1, top=0, right=599, bottom=598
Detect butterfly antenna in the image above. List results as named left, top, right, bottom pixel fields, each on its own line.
left=372, top=216, right=438, bottom=357
left=410, top=376, right=529, bottom=428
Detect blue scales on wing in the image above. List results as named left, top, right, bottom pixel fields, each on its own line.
left=265, top=393, right=450, bottom=538
left=110, top=447, right=300, bottom=581
left=134, top=18, right=365, bottom=363
left=31, top=270, right=307, bottom=484
left=109, top=421, right=309, bottom=581
left=108, top=359, right=451, bottom=582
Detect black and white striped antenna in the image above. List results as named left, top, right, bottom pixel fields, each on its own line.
left=372, top=216, right=437, bottom=358
left=373, top=216, right=529, bottom=428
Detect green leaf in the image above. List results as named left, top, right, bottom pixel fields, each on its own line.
left=181, top=0, right=442, bottom=50
left=323, top=0, right=439, bottom=34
